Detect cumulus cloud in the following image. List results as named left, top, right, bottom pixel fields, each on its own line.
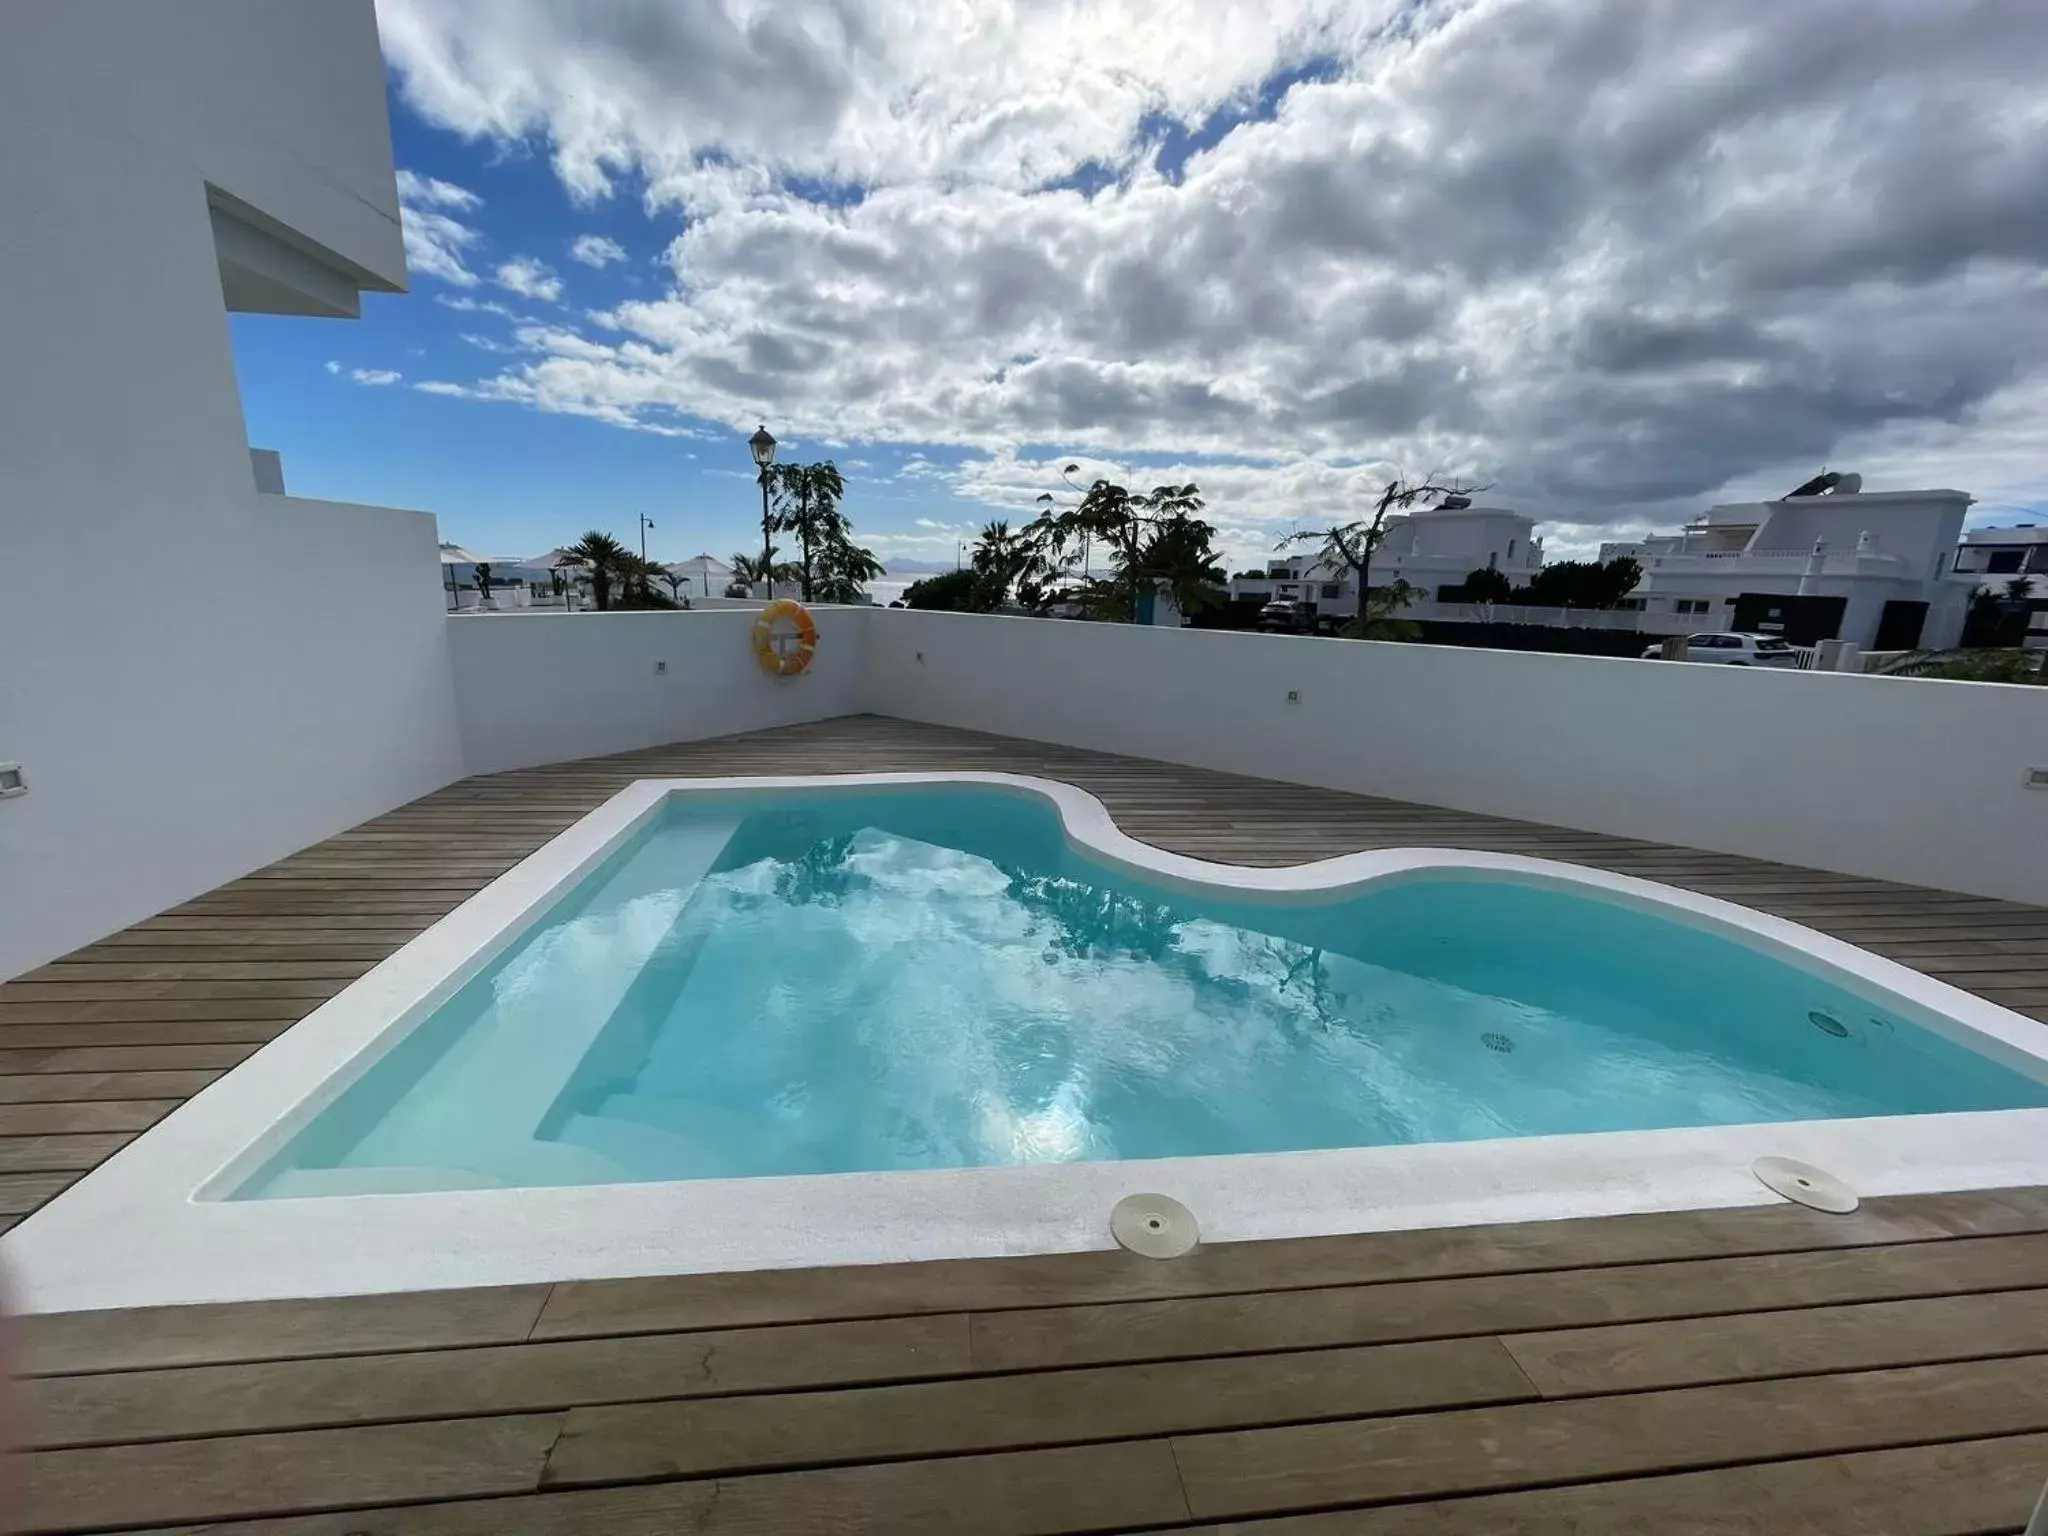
left=569, top=234, right=628, bottom=268
left=323, top=360, right=341, bottom=374
left=394, top=170, right=481, bottom=211
left=350, top=368, right=404, bottom=386
left=494, top=256, right=564, bottom=302
left=395, top=169, right=485, bottom=285
left=380, top=0, right=2048, bottom=535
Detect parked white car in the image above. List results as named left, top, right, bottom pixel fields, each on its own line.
left=1641, top=633, right=1800, bottom=667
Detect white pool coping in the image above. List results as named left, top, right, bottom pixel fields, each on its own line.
left=8, top=771, right=2048, bottom=1314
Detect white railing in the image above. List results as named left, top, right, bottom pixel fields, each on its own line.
left=1648, top=551, right=1910, bottom=572
left=1417, top=602, right=1720, bottom=634
left=1790, top=646, right=1912, bottom=673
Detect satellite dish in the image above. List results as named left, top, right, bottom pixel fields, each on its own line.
left=1834, top=472, right=1862, bottom=494
left=1439, top=494, right=1472, bottom=510
left=1785, top=471, right=1841, bottom=500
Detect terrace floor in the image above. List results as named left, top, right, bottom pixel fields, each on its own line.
left=5, top=714, right=2048, bottom=1532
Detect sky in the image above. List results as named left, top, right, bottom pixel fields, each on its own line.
left=229, top=0, right=2048, bottom=573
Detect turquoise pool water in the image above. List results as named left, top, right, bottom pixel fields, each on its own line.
left=237, top=786, right=2048, bottom=1197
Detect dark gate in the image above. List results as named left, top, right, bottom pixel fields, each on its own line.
left=1730, top=593, right=1846, bottom=646
left=1874, top=600, right=1928, bottom=651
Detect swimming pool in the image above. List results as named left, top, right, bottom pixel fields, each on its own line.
left=11, top=772, right=2048, bottom=1311
left=234, top=784, right=2048, bottom=1197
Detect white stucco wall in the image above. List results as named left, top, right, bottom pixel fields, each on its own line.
left=448, top=609, right=869, bottom=777
left=860, top=611, right=2048, bottom=904
left=0, top=3, right=442, bottom=979
left=0, top=494, right=463, bottom=980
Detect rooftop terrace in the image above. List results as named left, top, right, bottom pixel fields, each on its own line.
left=5, top=717, right=2048, bottom=1532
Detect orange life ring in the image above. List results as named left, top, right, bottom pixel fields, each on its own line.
left=750, top=598, right=819, bottom=677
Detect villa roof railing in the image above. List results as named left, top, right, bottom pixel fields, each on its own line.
left=1647, top=550, right=1912, bottom=572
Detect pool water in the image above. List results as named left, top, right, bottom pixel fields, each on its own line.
left=237, top=787, right=2048, bottom=1197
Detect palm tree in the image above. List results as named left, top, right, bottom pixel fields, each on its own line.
left=612, top=551, right=662, bottom=606
left=729, top=548, right=799, bottom=597
left=558, top=530, right=629, bottom=611
left=1136, top=513, right=1228, bottom=621
left=812, top=536, right=885, bottom=603
left=770, top=462, right=849, bottom=602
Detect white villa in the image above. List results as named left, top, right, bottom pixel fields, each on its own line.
left=1232, top=501, right=1543, bottom=621
left=1956, top=523, right=2048, bottom=599
left=1602, top=481, right=1975, bottom=650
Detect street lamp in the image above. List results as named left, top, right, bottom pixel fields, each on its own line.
left=749, top=424, right=778, bottom=598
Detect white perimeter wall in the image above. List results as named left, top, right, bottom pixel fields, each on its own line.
left=448, top=608, right=869, bottom=777
left=860, top=611, right=2048, bottom=904
left=0, top=4, right=453, bottom=980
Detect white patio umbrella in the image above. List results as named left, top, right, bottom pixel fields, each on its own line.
left=438, top=543, right=483, bottom=608
left=670, top=553, right=735, bottom=596
left=529, top=548, right=594, bottom=607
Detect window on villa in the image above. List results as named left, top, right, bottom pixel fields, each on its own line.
left=1613, top=597, right=1645, bottom=611
left=1987, top=550, right=2024, bottom=573
left=1321, top=583, right=1340, bottom=599
left=1675, top=598, right=1710, bottom=615
left=1507, top=539, right=1516, bottom=558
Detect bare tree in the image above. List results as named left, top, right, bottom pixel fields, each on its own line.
left=1280, top=474, right=1487, bottom=637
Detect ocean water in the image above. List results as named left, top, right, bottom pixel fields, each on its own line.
left=237, top=786, right=2048, bottom=1196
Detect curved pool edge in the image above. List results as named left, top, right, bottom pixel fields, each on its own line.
left=646, top=771, right=2048, bottom=1082
left=5, top=769, right=2047, bottom=1315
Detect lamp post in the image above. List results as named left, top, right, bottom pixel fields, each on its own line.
left=749, top=424, right=778, bottom=598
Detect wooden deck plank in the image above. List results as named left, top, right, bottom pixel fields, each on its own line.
left=0, top=1042, right=258, bottom=1073
left=1171, top=1355, right=2048, bottom=1520
left=968, top=1232, right=2048, bottom=1371
left=129, top=1439, right=1194, bottom=1536
left=16, top=961, right=380, bottom=984
left=18, top=1286, right=554, bottom=1376
left=0, top=1132, right=137, bottom=1172
left=26, top=1314, right=972, bottom=1448
left=18, top=1413, right=567, bottom=1534
left=1501, top=1288, right=2048, bottom=1396
left=0, top=1100, right=178, bottom=1135
left=538, top=1337, right=1534, bottom=1486
left=0, top=1020, right=288, bottom=1048
left=1164, top=1433, right=2048, bottom=1536
left=0, top=1068, right=224, bottom=1102
left=529, top=1189, right=2048, bottom=1339
left=0, top=999, right=322, bottom=1025
left=0, top=1172, right=79, bottom=1213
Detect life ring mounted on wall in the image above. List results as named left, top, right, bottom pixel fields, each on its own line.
left=751, top=598, right=819, bottom=677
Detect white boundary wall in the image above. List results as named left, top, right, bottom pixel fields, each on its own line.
left=859, top=610, right=2048, bottom=905
left=447, top=607, right=869, bottom=777
left=0, top=3, right=445, bottom=979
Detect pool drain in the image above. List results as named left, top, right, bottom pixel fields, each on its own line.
left=1481, top=1032, right=1515, bottom=1054
left=1752, top=1155, right=1859, bottom=1214
left=1111, top=1193, right=1199, bottom=1259
left=1807, top=1010, right=1850, bottom=1038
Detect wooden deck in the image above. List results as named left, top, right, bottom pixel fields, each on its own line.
left=5, top=714, right=2048, bottom=1532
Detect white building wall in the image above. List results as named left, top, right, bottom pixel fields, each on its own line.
left=860, top=611, right=2048, bottom=904
left=448, top=609, right=869, bottom=777
left=0, top=3, right=448, bottom=980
